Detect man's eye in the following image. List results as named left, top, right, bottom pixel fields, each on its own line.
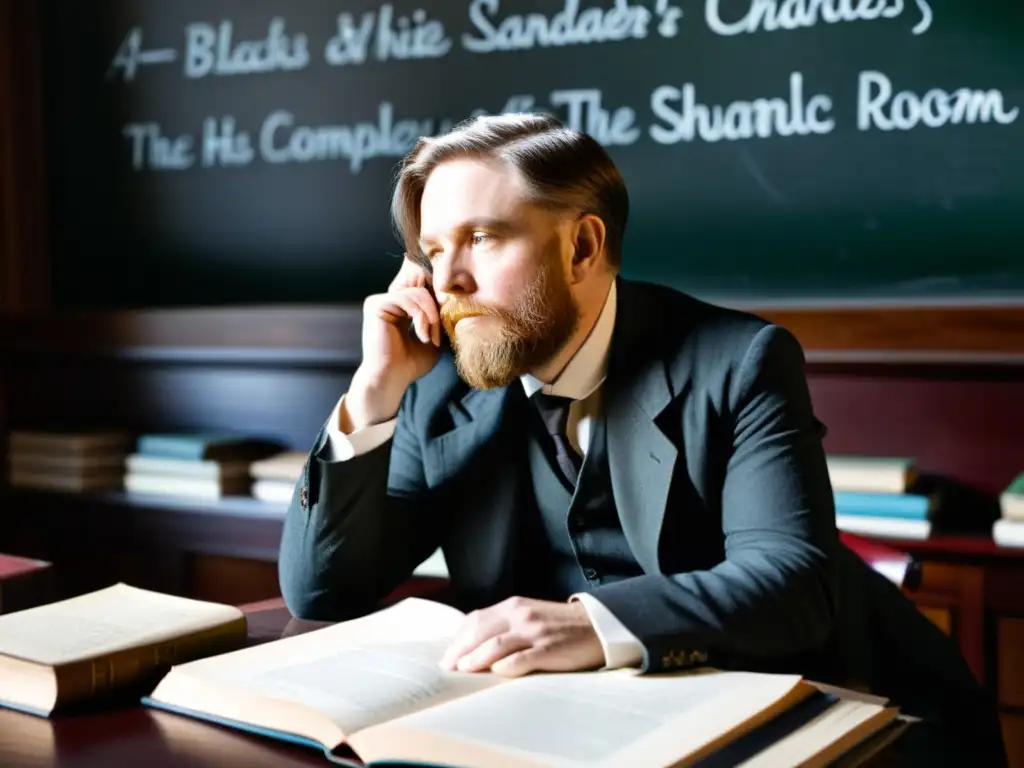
left=471, top=233, right=491, bottom=246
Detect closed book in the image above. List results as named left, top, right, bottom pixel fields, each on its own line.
left=7, top=431, right=132, bottom=456
left=0, top=584, right=246, bottom=717
left=124, top=471, right=251, bottom=500
left=7, top=452, right=127, bottom=474
left=993, top=518, right=1024, bottom=549
left=250, top=451, right=307, bottom=482
left=826, top=455, right=916, bottom=494
left=835, top=515, right=931, bottom=541
left=143, top=598, right=900, bottom=767
left=251, top=479, right=295, bottom=504
left=833, top=491, right=935, bottom=520
left=135, top=434, right=280, bottom=462
left=124, top=454, right=251, bottom=481
left=999, top=473, right=1024, bottom=522
left=7, top=467, right=124, bottom=493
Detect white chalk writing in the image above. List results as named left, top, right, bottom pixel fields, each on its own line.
left=655, top=0, right=684, bottom=37
left=123, top=123, right=194, bottom=170
left=202, top=117, right=256, bottom=166
left=462, top=0, right=654, bottom=53
left=183, top=19, right=310, bottom=79
left=108, top=27, right=178, bottom=82
left=324, top=5, right=451, bottom=66
left=109, top=0, right=1023, bottom=177
left=704, top=0, right=933, bottom=36
left=857, top=70, right=1019, bottom=131
left=551, top=89, right=641, bottom=146
left=649, top=72, right=835, bottom=144
left=260, top=104, right=443, bottom=172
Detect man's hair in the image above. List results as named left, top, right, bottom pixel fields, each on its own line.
left=391, top=112, right=629, bottom=269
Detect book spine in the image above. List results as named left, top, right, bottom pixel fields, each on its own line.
left=136, top=436, right=211, bottom=460
left=833, top=492, right=930, bottom=520
left=53, top=618, right=248, bottom=709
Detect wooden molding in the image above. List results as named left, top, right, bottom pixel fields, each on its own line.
left=760, top=305, right=1024, bottom=363
left=0, top=0, right=48, bottom=315
left=2, top=303, right=1023, bottom=365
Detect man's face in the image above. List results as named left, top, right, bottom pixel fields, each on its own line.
left=418, top=158, right=581, bottom=390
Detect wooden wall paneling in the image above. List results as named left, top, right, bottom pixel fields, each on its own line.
left=0, top=0, right=48, bottom=314
left=805, top=364, right=1024, bottom=499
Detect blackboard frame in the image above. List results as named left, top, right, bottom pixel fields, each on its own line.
left=3, top=1, right=1024, bottom=365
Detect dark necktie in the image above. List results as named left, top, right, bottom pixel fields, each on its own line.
left=532, top=393, right=583, bottom=488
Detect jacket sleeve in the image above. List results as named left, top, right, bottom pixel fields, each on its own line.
left=587, top=324, right=839, bottom=674
left=277, top=384, right=443, bottom=620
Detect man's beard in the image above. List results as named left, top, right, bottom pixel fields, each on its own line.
left=440, top=257, right=579, bottom=390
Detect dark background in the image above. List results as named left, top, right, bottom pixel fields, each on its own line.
left=41, top=0, right=1024, bottom=308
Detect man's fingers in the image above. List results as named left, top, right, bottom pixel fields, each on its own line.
left=490, top=647, right=545, bottom=678
left=440, top=611, right=507, bottom=670
left=455, top=633, right=531, bottom=673
left=372, top=290, right=439, bottom=345
left=389, top=254, right=430, bottom=292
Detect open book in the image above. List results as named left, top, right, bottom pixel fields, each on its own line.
left=0, top=583, right=246, bottom=716
left=144, top=598, right=900, bottom=767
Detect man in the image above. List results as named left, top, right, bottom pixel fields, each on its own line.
left=279, top=113, right=1005, bottom=764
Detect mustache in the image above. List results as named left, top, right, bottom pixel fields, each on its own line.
left=440, top=298, right=504, bottom=325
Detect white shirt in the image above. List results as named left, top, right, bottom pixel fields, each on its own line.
left=324, top=281, right=644, bottom=669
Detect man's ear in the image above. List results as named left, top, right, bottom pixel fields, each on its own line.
left=570, top=214, right=606, bottom=282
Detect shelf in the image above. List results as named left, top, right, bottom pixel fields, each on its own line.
left=1, top=488, right=287, bottom=561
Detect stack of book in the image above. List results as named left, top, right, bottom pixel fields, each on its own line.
left=828, top=455, right=935, bottom=541
left=993, top=473, right=1024, bottom=548
left=249, top=450, right=307, bottom=504
left=123, top=434, right=281, bottom=501
left=5, top=430, right=132, bottom=493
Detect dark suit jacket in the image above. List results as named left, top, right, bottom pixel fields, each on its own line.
left=278, top=278, right=1005, bottom=763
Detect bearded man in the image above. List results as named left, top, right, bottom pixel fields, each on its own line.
left=278, top=113, right=1005, bottom=765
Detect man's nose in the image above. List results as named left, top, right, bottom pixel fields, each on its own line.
left=431, top=250, right=474, bottom=297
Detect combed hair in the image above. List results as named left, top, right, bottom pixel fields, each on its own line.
left=391, top=112, right=629, bottom=269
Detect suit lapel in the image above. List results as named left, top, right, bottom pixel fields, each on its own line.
left=423, top=386, right=512, bottom=488
left=425, top=383, right=525, bottom=601
left=605, top=280, right=679, bottom=575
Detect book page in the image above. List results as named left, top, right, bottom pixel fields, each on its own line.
left=354, top=668, right=808, bottom=767
left=156, top=598, right=501, bottom=737
left=0, top=584, right=244, bottom=666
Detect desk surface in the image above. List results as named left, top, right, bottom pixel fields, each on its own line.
left=0, top=603, right=905, bottom=768
left=0, top=606, right=341, bottom=768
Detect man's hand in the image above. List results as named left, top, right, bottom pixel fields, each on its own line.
left=439, top=597, right=605, bottom=677
left=343, top=256, right=443, bottom=431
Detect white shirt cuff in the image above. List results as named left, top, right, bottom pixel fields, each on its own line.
left=322, top=394, right=397, bottom=461
left=571, top=592, right=644, bottom=669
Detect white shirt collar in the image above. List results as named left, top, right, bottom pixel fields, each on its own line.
left=520, top=281, right=617, bottom=401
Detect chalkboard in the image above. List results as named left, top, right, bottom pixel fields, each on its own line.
left=41, top=0, right=1024, bottom=308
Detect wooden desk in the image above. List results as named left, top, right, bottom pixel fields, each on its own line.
left=0, top=602, right=908, bottom=767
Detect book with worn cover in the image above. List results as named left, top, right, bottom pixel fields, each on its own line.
left=0, top=583, right=247, bottom=716
left=143, top=598, right=899, bottom=767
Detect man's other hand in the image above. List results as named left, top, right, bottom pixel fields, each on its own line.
left=439, top=596, right=604, bottom=677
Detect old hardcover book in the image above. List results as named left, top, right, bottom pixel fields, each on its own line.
left=144, top=598, right=898, bottom=767
left=0, top=583, right=246, bottom=716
